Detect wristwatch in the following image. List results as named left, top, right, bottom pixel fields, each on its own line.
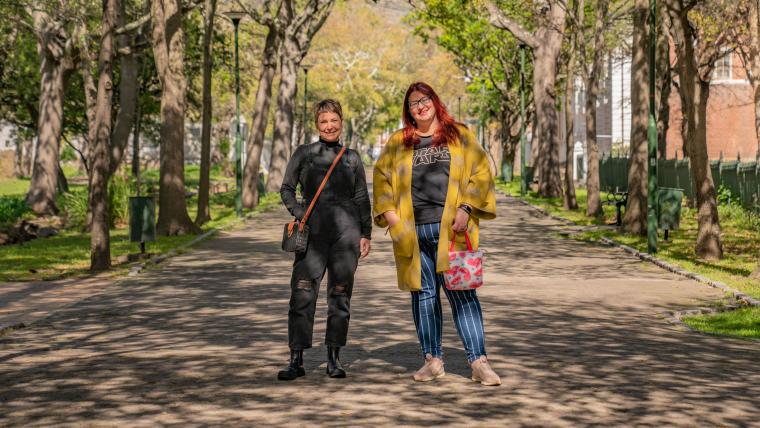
left=458, top=204, right=472, bottom=215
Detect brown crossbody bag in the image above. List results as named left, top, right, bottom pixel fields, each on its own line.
left=281, top=146, right=347, bottom=253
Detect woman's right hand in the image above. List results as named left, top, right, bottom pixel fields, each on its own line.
left=384, top=210, right=401, bottom=227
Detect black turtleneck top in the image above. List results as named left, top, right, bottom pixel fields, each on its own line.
left=280, top=138, right=372, bottom=239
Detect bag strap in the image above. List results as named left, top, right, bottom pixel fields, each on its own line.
left=298, top=145, right=347, bottom=231
left=449, top=230, right=474, bottom=252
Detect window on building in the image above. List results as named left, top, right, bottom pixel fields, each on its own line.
left=714, top=52, right=732, bottom=81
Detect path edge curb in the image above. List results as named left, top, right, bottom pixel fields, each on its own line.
left=502, top=193, right=760, bottom=324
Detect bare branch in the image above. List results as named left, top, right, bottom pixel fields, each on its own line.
left=608, top=0, right=634, bottom=22
left=235, top=0, right=277, bottom=26
left=61, top=133, right=89, bottom=176
left=115, top=0, right=203, bottom=35
left=114, top=11, right=150, bottom=35
left=484, top=0, right=539, bottom=48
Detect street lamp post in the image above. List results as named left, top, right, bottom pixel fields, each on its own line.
left=647, top=0, right=658, bottom=253
left=302, top=65, right=311, bottom=145
left=226, top=10, right=245, bottom=218
left=519, top=44, right=528, bottom=196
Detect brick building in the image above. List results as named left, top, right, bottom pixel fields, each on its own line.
left=570, top=47, right=759, bottom=181
left=665, top=50, right=758, bottom=160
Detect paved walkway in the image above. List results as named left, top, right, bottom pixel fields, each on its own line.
left=1, top=192, right=758, bottom=427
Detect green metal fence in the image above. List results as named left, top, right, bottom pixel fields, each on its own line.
left=599, top=155, right=760, bottom=211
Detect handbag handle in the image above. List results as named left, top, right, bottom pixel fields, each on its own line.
left=449, top=230, right=474, bottom=252
left=297, top=145, right=347, bottom=231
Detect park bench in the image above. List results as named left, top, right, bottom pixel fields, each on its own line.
left=602, top=189, right=628, bottom=226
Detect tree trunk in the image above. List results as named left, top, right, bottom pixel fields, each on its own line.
left=266, top=52, right=298, bottom=194
left=485, top=0, right=565, bottom=197
left=110, top=0, right=140, bottom=175
left=564, top=21, right=578, bottom=210
left=690, top=80, right=722, bottom=259
left=499, top=108, right=516, bottom=182
left=584, top=0, right=608, bottom=218
left=748, top=0, right=760, bottom=158
left=533, top=41, right=565, bottom=198
left=656, top=12, right=671, bottom=159
left=152, top=0, right=200, bottom=235
left=132, top=91, right=142, bottom=181
left=14, top=140, right=28, bottom=178
left=26, top=11, right=67, bottom=215
left=196, top=0, right=217, bottom=225
left=242, top=20, right=281, bottom=209
left=78, top=19, right=98, bottom=169
left=748, top=0, right=760, bottom=278
left=622, top=0, right=650, bottom=234
left=564, top=93, right=577, bottom=209
left=90, top=0, right=119, bottom=271
left=666, top=0, right=722, bottom=259
left=265, top=0, right=335, bottom=193
left=753, top=81, right=760, bottom=157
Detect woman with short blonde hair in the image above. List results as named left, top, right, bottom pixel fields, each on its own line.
left=278, top=99, right=372, bottom=380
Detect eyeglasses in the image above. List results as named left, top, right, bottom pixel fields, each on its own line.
left=408, top=96, right=432, bottom=110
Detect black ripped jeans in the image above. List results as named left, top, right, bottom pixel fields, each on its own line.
left=288, top=222, right=360, bottom=350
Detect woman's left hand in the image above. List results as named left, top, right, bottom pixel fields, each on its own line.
left=452, top=207, right=470, bottom=233
left=359, top=238, right=371, bottom=258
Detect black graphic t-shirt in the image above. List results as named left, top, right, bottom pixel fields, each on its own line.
left=412, top=135, right=450, bottom=224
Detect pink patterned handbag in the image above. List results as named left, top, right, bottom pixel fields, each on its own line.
left=444, top=231, right=484, bottom=291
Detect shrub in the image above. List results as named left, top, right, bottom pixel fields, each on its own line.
left=108, top=174, right=132, bottom=227
left=60, top=144, right=78, bottom=162
left=0, top=195, right=31, bottom=224
left=716, top=185, right=738, bottom=206
left=59, top=188, right=89, bottom=229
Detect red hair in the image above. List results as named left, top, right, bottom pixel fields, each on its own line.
left=402, top=82, right=463, bottom=147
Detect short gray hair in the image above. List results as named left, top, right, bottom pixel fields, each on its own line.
left=313, top=99, right=343, bottom=124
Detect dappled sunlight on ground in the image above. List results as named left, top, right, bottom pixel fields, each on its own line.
left=0, top=194, right=758, bottom=426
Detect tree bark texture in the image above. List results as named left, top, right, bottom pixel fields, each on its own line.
left=584, top=0, right=609, bottom=218
left=748, top=0, right=760, bottom=157
left=152, top=0, right=200, bottom=235
left=266, top=50, right=298, bottom=193
left=110, top=0, right=140, bottom=175
left=486, top=0, right=565, bottom=198
left=196, top=0, right=217, bottom=225
left=26, top=10, right=69, bottom=215
left=242, top=18, right=281, bottom=208
left=532, top=34, right=565, bottom=197
left=622, top=0, right=650, bottom=234
left=745, top=0, right=760, bottom=278
left=656, top=12, right=671, bottom=159
left=499, top=107, right=518, bottom=182
left=563, top=54, right=577, bottom=210
left=90, top=0, right=119, bottom=271
left=78, top=19, right=98, bottom=168
left=132, top=94, right=142, bottom=181
left=666, top=0, right=723, bottom=260
left=265, top=0, right=335, bottom=194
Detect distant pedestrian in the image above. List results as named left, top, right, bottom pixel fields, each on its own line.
left=372, top=82, right=501, bottom=385
left=278, top=99, right=372, bottom=380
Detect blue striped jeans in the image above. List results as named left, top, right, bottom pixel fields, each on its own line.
left=411, top=222, right=487, bottom=363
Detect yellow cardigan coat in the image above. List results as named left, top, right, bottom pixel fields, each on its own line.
left=372, top=127, right=496, bottom=291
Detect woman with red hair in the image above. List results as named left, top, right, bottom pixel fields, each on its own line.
left=373, top=82, right=501, bottom=386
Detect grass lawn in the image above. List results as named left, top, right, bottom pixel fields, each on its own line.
left=682, top=307, right=760, bottom=339
left=496, top=177, right=760, bottom=340
left=0, top=178, right=30, bottom=197
left=0, top=191, right=281, bottom=282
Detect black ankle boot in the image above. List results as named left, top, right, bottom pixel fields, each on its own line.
left=326, top=346, right=346, bottom=378
left=277, top=349, right=305, bottom=381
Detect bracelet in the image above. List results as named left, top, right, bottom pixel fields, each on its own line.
left=458, top=204, right=472, bottom=215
